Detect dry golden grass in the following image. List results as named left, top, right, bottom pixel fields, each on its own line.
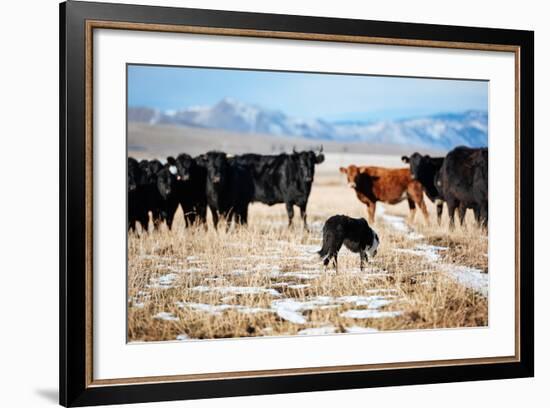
left=127, top=171, right=488, bottom=342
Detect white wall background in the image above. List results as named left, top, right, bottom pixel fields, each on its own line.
left=0, top=0, right=544, bottom=407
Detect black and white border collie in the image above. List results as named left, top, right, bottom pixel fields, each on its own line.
left=318, top=215, right=379, bottom=271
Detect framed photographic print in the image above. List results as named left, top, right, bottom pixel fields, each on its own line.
left=59, top=0, right=534, bottom=406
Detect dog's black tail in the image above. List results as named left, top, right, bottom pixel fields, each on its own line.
left=318, top=243, right=329, bottom=259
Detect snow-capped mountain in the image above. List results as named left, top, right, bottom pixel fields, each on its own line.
left=128, top=98, right=488, bottom=150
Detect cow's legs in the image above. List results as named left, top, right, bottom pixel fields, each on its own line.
left=407, top=183, right=428, bottom=224
left=286, top=202, right=295, bottom=227
left=458, top=203, right=467, bottom=227
left=211, top=207, right=219, bottom=230
left=418, top=198, right=429, bottom=224
left=165, top=207, right=177, bottom=230
left=406, top=196, right=417, bottom=223
left=165, top=201, right=179, bottom=230
left=366, top=202, right=376, bottom=224
left=152, top=208, right=162, bottom=231
left=299, top=203, right=308, bottom=230
left=182, top=204, right=195, bottom=227
left=138, top=212, right=149, bottom=233
left=196, top=204, right=208, bottom=229
left=436, top=199, right=444, bottom=226
left=479, top=202, right=488, bottom=228
left=241, top=205, right=249, bottom=225
left=447, top=199, right=459, bottom=229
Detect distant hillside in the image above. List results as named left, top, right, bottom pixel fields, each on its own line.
left=128, top=98, right=488, bottom=151
left=127, top=123, right=446, bottom=160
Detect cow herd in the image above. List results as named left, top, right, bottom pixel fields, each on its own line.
left=128, top=145, right=488, bottom=234
left=128, top=149, right=325, bottom=232
left=402, top=146, right=488, bottom=228
left=338, top=145, right=488, bottom=229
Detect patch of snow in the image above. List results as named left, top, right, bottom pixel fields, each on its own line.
left=147, top=273, right=178, bottom=289
left=444, top=265, right=488, bottom=297
left=132, top=302, right=145, bottom=309
left=176, top=302, right=231, bottom=315
left=380, top=210, right=488, bottom=297
left=183, top=267, right=205, bottom=273
left=280, top=272, right=320, bottom=280
left=288, top=284, right=311, bottom=290
left=408, top=232, right=425, bottom=240
left=297, top=326, right=337, bottom=335
left=336, top=295, right=394, bottom=309
left=273, top=305, right=307, bottom=324
left=292, top=244, right=321, bottom=255
left=271, top=298, right=333, bottom=324
left=177, top=302, right=271, bottom=316
left=395, top=244, right=445, bottom=262
left=176, top=334, right=189, bottom=341
left=271, top=282, right=290, bottom=288
left=153, top=312, right=179, bottom=321
left=340, top=310, right=403, bottom=319
left=382, top=214, right=409, bottom=233
left=229, top=269, right=247, bottom=276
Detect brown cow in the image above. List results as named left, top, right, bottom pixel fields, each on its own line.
left=339, top=165, right=428, bottom=224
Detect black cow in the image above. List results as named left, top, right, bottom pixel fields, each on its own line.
left=401, top=153, right=445, bottom=224
left=317, top=215, right=379, bottom=271
left=155, top=159, right=179, bottom=230
left=232, top=149, right=325, bottom=228
left=200, top=151, right=254, bottom=229
left=128, top=157, right=148, bottom=232
left=436, top=146, right=488, bottom=228
left=169, top=154, right=207, bottom=227
left=136, top=159, right=179, bottom=231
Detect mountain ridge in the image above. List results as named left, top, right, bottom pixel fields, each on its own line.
left=128, top=98, right=488, bottom=151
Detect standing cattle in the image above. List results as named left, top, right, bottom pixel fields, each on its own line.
left=401, top=153, right=445, bottom=224
left=155, top=159, right=179, bottom=230
left=134, top=159, right=179, bottom=231
left=128, top=157, right=148, bottom=232
left=200, top=151, right=254, bottom=228
left=339, top=165, right=428, bottom=224
left=436, top=146, right=488, bottom=228
left=170, top=154, right=207, bottom=227
left=232, top=149, right=325, bottom=229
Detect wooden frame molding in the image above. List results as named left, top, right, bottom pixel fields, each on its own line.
left=60, top=1, right=534, bottom=405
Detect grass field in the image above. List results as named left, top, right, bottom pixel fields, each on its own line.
left=127, top=156, right=488, bottom=342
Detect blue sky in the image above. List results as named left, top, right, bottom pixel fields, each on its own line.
left=128, top=64, right=488, bottom=122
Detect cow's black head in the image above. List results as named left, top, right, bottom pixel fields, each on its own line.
left=174, top=153, right=195, bottom=181
left=138, top=160, right=156, bottom=185
left=156, top=160, right=177, bottom=200
left=202, top=151, right=228, bottom=185
left=127, top=157, right=141, bottom=192
left=402, top=153, right=443, bottom=199
left=293, top=148, right=324, bottom=183
left=402, top=153, right=432, bottom=181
